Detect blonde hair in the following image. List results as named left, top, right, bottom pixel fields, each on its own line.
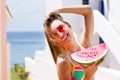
left=43, top=13, right=66, bottom=63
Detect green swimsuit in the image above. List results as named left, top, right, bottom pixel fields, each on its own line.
left=71, top=65, right=85, bottom=80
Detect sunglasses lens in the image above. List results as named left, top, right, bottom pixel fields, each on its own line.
left=57, top=25, right=65, bottom=32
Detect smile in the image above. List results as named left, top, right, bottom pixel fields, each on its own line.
left=62, top=33, right=70, bottom=41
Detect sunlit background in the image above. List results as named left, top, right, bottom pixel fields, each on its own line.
left=6, top=0, right=120, bottom=70
left=6, top=0, right=45, bottom=32
left=6, top=0, right=46, bottom=67
left=2, top=0, right=120, bottom=80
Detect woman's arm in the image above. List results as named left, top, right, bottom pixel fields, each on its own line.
left=55, top=5, right=94, bottom=48
left=83, top=59, right=104, bottom=80
left=56, top=57, right=72, bottom=80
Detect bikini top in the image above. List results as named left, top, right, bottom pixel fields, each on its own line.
left=70, top=45, right=85, bottom=80
left=71, top=65, right=85, bottom=80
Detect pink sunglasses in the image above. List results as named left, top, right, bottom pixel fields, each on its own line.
left=57, top=24, right=67, bottom=32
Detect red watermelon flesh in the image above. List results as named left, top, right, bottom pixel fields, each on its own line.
left=71, top=43, right=108, bottom=66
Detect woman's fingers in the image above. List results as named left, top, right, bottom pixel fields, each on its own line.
left=82, top=59, right=104, bottom=72
left=96, top=59, right=104, bottom=66
left=86, top=59, right=104, bottom=69
left=81, top=59, right=104, bottom=79
left=92, top=59, right=104, bottom=66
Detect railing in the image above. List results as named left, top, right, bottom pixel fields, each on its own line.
left=94, top=10, right=120, bottom=64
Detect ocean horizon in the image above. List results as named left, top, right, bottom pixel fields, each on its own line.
left=7, top=31, right=46, bottom=67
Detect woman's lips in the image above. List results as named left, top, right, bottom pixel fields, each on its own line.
left=62, top=33, right=70, bottom=41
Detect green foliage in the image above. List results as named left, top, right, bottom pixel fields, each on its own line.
left=11, top=64, right=29, bottom=80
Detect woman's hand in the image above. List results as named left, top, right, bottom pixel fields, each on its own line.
left=45, top=9, right=60, bottom=18
left=82, top=59, right=104, bottom=80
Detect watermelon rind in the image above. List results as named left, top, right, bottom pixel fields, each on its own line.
left=71, top=44, right=109, bottom=67
left=80, top=49, right=108, bottom=67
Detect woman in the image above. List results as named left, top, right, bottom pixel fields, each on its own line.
left=43, top=5, right=103, bottom=80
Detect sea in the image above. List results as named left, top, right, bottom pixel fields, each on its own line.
left=7, top=31, right=46, bottom=67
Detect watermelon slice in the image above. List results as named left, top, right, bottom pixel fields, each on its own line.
left=71, top=43, right=108, bottom=67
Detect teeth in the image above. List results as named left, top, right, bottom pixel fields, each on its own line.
left=62, top=34, right=67, bottom=41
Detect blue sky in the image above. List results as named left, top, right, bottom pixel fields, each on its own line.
left=6, top=0, right=45, bottom=32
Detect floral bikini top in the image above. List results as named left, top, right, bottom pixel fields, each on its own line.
left=71, top=65, right=85, bottom=80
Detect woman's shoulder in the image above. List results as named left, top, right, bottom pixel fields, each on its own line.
left=57, top=55, right=72, bottom=68
left=57, top=56, right=68, bottom=66
left=57, top=55, right=72, bottom=73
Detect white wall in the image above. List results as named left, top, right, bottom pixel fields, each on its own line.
left=89, top=0, right=101, bottom=10
left=108, top=0, right=120, bottom=34
left=46, top=0, right=63, bottom=13
left=63, top=0, right=82, bottom=7
left=105, top=0, right=120, bottom=70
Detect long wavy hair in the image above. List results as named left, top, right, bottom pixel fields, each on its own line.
left=43, top=13, right=71, bottom=63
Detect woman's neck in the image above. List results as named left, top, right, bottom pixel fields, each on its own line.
left=64, top=42, right=81, bottom=54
